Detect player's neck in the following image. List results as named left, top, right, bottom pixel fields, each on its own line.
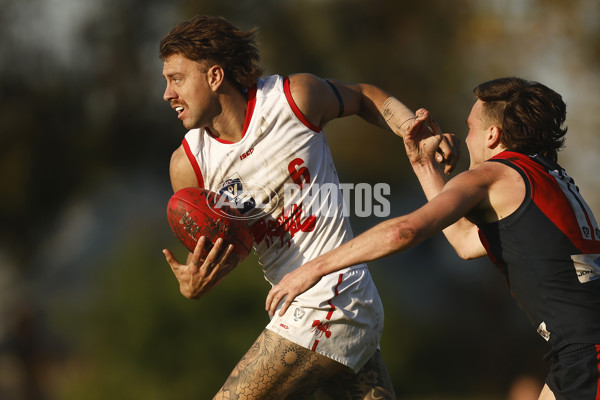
left=210, top=89, right=248, bottom=143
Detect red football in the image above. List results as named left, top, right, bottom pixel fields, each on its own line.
left=167, top=187, right=253, bottom=262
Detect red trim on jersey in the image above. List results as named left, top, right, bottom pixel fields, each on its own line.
left=206, top=85, right=258, bottom=144
left=283, top=76, right=322, bottom=133
left=205, top=127, right=232, bottom=144
left=477, top=230, right=498, bottom=266
left=243, top=85, right=257, bottom=133
left=477, top=228, right=515, bottom=294
left=492, top=152, right=600, bottom=253
left=182, top=138, right=204, bottom=188
left=528, top=166, right=598, bottom=244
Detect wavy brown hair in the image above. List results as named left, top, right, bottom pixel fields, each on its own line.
left=160, top=15, right=264, bottom=93
left=474, top=77, right=567, bottom=162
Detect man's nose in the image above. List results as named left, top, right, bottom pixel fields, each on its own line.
left=163, top=85, right=177, bottom=102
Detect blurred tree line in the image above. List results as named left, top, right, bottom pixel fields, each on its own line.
left=0, top=0, right=598, bottom=399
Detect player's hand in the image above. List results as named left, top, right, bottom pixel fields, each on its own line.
left=163, top=236, right=235, bottom=299
left=404, top=108, right=460, bottom=175
left=265, top=263, right=321, bottom=317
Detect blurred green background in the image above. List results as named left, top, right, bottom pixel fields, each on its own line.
left=1, top=0, right=599, bottom=399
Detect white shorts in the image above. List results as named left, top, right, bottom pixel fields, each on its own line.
left=266, top=266, right=384, bottom=373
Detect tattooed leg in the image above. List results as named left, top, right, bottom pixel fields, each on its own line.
left=315, top=350, right=396, bottom=400
left=214, top=329, right=347, bottom=400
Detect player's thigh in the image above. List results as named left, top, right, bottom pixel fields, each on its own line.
left=538, top=384, right=556, bottom=400
left=214, top=329, right=347, bottom=400
left=315, top=350, right=396, bottom=400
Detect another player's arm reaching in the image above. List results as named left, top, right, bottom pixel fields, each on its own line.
left=265, top=167, right=490, bottom=316
left=162, top=145, right=238, bottom=299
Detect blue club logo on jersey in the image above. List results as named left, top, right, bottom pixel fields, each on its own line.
left=212, top=177, right=279, bottom=221
left=219, top=178, right=257, bottom=214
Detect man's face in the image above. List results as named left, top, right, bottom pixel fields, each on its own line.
left=465, top=99, right=491, bottom=168
left=162, top=54, right=214, bottom=130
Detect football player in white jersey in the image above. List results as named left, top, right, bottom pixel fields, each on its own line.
left=160, top=15, right=457, bottom=399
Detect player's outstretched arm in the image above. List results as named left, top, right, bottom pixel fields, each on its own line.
left=266, top=152, right=492, bottom=317
left=265, top=168, right=479, bottom=316
left=288, top=73, right=407, bottom=133
left=287, top=74, right=459, bottom=175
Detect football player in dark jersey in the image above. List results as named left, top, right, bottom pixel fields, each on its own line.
left=268, top=77, right=600, bottom=400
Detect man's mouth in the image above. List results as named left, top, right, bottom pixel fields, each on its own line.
left=175, top=106, right=184, bottom=113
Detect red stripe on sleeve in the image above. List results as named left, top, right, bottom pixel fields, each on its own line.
left=182, top=138, right=205, bottom=189
left=283, top=76, right=322, bottom=133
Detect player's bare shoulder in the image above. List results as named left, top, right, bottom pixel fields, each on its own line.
left=471, top=159, right=525, bottom=222
left=169, top=144, right=198, bottom=192
left=287, top=73, right=334, bottom=126
left=287, top=73, right=325, bottom=94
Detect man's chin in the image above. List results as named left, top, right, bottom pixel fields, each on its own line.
left=181, top=120, right=197, bottom=130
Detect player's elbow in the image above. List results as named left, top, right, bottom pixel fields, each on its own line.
left=386, top=220, right=420, bottom=252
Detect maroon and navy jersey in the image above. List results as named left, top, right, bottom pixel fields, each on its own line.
left=477, top=151, right=600, bottom=354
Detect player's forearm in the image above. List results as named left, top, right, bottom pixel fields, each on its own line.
left=354, top=84, right=415, bottom=136
left=309, top=217, right=423, bottom=277
left=378, top=96, right=417, bottom=137
left=410, top=159, right=447, bottom=201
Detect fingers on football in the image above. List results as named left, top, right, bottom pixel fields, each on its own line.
left=206, top=239, right=232, bottom=269
left=205, top=240, right=235, bottom=279
left=189, top=236, right=209, bottom=271
left=203, top=237, right=222, bottom=262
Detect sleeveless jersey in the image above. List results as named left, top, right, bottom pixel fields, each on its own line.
left=182, top=75, right=361, bottom=285
left=477, top=151, right=600, bottom=354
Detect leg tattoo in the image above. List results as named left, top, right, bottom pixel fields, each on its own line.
left=317, top=350, right=396, bottom=400
left=214, top=330, right=346, bottom=400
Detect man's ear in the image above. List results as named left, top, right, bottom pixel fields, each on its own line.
left=488, top=125, right=503, bottom=149
left=206, top=65, right=225, bottom=91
